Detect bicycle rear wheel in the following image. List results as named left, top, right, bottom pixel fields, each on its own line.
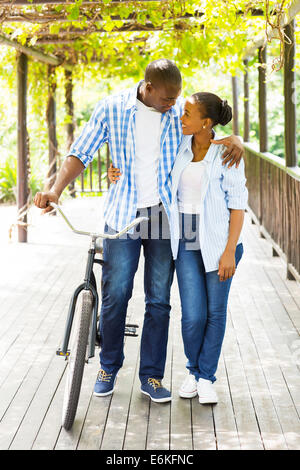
left=62, top=289, right=93, bottom=430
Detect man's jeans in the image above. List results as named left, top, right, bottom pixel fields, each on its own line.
left=99, top=203, right=174, bottom=384
left=175, top=213, right=243, bottom=383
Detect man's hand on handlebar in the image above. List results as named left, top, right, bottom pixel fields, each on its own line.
left=33, top=191, right=59, bottom=214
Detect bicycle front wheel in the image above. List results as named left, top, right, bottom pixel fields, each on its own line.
left=62, top=289, right=93, bottom=430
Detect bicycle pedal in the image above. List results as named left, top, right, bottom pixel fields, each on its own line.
left=56, top=348, right=70, bottom=357
left=124, top=326, right=139, bottom=337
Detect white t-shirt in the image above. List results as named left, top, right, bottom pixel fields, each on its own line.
left=178, top=160, right=207, bottom=214
left=135, top=99, right=161, bottom=208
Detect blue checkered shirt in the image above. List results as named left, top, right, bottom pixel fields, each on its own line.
left=67, top=82, right=185, bottom=232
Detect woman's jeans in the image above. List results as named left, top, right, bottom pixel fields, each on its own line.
left=175, top=214, right=243, bottom=383
left=99, top=203, right=174, bottom=384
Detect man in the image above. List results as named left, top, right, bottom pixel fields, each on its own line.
left=34, top=59, right=243, bottom=403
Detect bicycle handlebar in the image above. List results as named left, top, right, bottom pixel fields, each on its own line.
left=49, top=202, right=148, bottom=239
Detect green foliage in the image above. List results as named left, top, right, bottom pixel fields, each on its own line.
left=0, top=154, right=44, bottom=203
left=0, top=156, right=17, bottom=203
left=0, top=0, right=299, bottom=204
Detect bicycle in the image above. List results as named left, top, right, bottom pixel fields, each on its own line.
left=49, top=202, right=148, bottom=430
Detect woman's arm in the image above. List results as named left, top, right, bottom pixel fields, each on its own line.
left=218, top=158, right=248, bottom=281
left=218, top=209, right=244, bottom=281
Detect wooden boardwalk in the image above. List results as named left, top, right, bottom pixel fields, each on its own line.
left=0, top=197, right=299, bottom=450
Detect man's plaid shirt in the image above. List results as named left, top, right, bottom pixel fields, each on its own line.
left=67, top=81, right=185, bottom=232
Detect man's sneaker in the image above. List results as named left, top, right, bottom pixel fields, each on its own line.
left=197, top=378, right=218, bottom=404
left=93, top=369, right=117, bottom=397
left=179, top=374, right=198, bottom=398
left=141, top=378, right=172, bottom=403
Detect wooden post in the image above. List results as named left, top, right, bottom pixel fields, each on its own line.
left=284, top=20, right=297, bottom=281
left=284, top=19, right=297, bottom=168
left=17, top=52, right=28, bottom=243
left=243, top=59, right=250, bottom=142
left=65, top=69, right=76, bottom=197
left=231, top=76, right=239, bottom=135
left=45, top=65, right=58, bottom=192
left=258, top=46, right=268, bottom=152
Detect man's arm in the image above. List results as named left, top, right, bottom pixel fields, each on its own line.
left=211, top=135, right=244, bottom=168
left=34, top=98, right=108, bottom=213
left=34, top=156, right=84, bottom=214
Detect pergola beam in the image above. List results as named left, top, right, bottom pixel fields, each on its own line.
left=0, top=32, right=74, bottom=68
left=0, top=12, right=205, bottom=23
left=24, top=20, right=195, bottom=43
left=0, top=9, right=267, bottom=23
left=0, top=0, right=162, bottom=4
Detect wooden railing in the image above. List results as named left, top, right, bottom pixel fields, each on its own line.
left=244, top=142, right=300, bottom=281
left=75, top=144, right=111, bottom=194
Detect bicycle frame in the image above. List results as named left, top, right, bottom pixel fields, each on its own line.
left=52, top=202, right=148, bottom=362
left=57, top=236, right=102, bottom=361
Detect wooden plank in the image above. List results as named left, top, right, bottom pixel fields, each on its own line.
left=122, top=289, right=150, bottom=451
left=229, top=289, right=288, bottom=450
left=170, top=317, right=193, bottom=450
left=0, top=244, right=64, bottom=323
left=234, top=220, right=300, bottom=449
left=241, top=217, right=300, bottom=420
left=0, top=246, right=68, bottom=369
left=0, top=252, right=80, bottom=423
left=1, top=200, right=299, bottom=450
left=100, top=263, right=145, bottom=450
left=7, top=253, right=86, bottom=450
left=31, top=373, right=66, bottom=450
left=212, top=354, right=241, bottom=450
left=0, top=246, right=62, bottom=341
left=54, top=358, right=101, bottom=450
left=8, top=357, right=67, bottom=450
left=146, top=296, right=173, bottom=451
left=222, top=304, right=264, bottom=450
left=0, top=253, right=85, bottom=449
left=76, top=386, right=112, bottom=450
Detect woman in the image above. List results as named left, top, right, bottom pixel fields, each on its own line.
left=169, top=92, right=247, bottom=404
left=108, top=92, right=248, bottom=405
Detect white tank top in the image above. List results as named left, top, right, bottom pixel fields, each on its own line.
left=135, top=99, right=161, bottom=208
left=178, top=160, right=207, bottom=214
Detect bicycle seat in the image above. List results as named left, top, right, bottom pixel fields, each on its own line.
left=95, top=238, right=103, bottom=254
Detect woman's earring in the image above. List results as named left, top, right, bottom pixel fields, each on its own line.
left=203, top=125, right=206, bottom=129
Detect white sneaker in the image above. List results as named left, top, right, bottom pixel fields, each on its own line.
left=197, top=378, right=218, bottom=404
left=179, top=374, right=198, bottom=398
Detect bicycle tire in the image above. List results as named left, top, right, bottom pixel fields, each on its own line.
left=62, top=289, right=93, bottom=430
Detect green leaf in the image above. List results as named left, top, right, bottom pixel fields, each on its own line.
left=67, top=5, right=80, bottom=21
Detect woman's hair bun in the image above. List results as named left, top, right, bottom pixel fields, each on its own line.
left=192, top=92, right=232, bottom=128
left=218, top=100, right=232, bottom=126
